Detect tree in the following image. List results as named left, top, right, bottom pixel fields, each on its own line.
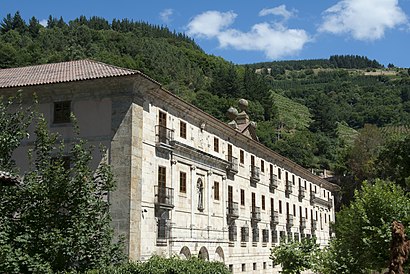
left=376, top=135, right=410, bottom=189
left=270, top=238, right=320, bottom=274
left=0, top=110, right=125, bottom=272
left=0, top=93, right=33, bottom=171
left=319, top=180, right=410, bottom=273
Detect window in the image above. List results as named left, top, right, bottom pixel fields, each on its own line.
left=305, top=208, right=308, bottom=219
left=261, top=195, right=265, bottom=210
left=242, top=263, right=246, bottom=272
left=251, top=192, right=256, bottom=208
left=253, top=263, right=257, bottom=270
left=261, top=160, right=265, bottom=172
left=214, top=181, right=220, bottom=200
left=323, top=190, right=326, bottom=197
left=270, top=198, right=274, bottom=211
left=240, top=150, right=244, bottom=164
left=272, top=230, right=278, bottom=243
left=213, top=137, right=219, bottom=152
left=292, top=174, right=295, bottom=185
left=251, top=155, right=255, bottom=166
left=229, top=264, right=233, bottom=272
left=158, top=166, right=166, bottom=188
left=252, top=227, right=259, bottom=242
left=263, top=262, right=267, bottom=269
left=240, top=189, right=245, bottom=206
left=293, top=204, right=296, bottom=216
left=279, top=200, right=282, bottom=214
left=179, top=172, right=186, bottom=193
left=229, top=225, right=237, bottom=241
left=179, top=121, right=186, bottom=139
left=262, top=229, right=269, bottom=242
left=241, top=226, right=249, bottom=242
left=53, top=101, right=71, bottom=124
left=278, top=168, right=282, bottom=179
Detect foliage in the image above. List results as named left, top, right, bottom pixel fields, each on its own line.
left=0, top=113, right=125, bottom=272
left=0, top=92, right=34, bottom=171
left=319, top=180, right=410, bottom=273
left=86, top=255, right=230, bottom=274
left=270, top=238, right=320, bottom=274
left=376, top=135, right=410, bottom=189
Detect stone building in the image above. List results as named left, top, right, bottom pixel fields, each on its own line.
left=0, top=60, right=339, bottom=273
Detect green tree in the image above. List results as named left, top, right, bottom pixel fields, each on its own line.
left=376, top=135, right=410, bottom=189
left=270, top=238, right=320, bottom=274
left=319, top=180, right=410, bottom=273
left=0, top=113, right=125, bottom=272
left=0, top=93, right=33, bottom=171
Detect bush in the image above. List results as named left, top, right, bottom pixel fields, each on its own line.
left=87, top=256, right=230, bottom=274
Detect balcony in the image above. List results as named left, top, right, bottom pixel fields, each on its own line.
left=154, top=186, right=174, bottom=209
left=310, top=191, right=333, bottom=209
left=226, top=155, right=238, bottom=176
left=298, top=185, right=305, bottom=200
left=285, top=181, right=293, bottom=196
left=227, top=201, right=239, bottom=220
left=250, top=165, right=260, bottom=187
left=251, top=206, right=261, bottom=223
left=300, top=217, right=307, bottom=230
left=269, top=174, right=278, bottom=193
left=286, top=214, right=294, bottom=228
left=270, top=210, right=279, bottom=226
left=155, top=125, right=175, bottom=148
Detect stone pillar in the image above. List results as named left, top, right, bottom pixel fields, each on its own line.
left=190, top=165, right=196, bottom=238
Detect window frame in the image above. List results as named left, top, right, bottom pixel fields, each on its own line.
left=179, top=171, right=187, bottom=193
left=179, top=120, right=187, bottom=139
left=53, top=101, right=71, bottom=124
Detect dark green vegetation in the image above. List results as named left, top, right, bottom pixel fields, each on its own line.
left=270, top=238, right=320, bottom=274
left=87, top=256, right=230, bottom=274
left=0, top=96, right=125, bottom=273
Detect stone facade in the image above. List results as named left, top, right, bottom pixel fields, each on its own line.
left=0, top=61, right=338, bottom=273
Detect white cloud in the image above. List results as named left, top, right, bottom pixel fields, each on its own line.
left=319, top=0, right=408, bottom=41
left=186, top=9, right=310, bottom=59
left=39, top=19, right=47, bottom=27
left=259, top=5, right=295, bottom=21
left=186, top=10, right=236, bottom=38
left=160, top=9, right=174, bottom=24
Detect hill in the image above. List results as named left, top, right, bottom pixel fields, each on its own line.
left=1, top=13, right=409, bottom=174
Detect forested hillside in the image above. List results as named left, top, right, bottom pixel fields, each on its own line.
left=1, top=13, right=409, bottom=187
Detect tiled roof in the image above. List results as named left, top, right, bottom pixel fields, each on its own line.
left=0, top=59, right=142, bottom=88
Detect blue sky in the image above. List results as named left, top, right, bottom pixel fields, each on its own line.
left=1, top=0, right=410, bottom=67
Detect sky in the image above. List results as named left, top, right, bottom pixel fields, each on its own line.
left=1, top=0, right=410, bottom=67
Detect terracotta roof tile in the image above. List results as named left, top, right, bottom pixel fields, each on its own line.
left=0, top=59, right=142, bottom=88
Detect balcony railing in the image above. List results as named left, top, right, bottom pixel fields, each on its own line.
left=310, top=191, right=333, bottom=209
left=300, top=217, right=306, bottom=229
left=155, top=125, right=175, bottom=147
left=154, top=186, right=174, bottom=209
left=251, top=206, right=261, bottom=222
left=285, top=181, right=293, bottom=196
left=287, top=214, right=294, bottom=228
left=269, top=174, right=278, bottom=193
left=227, top=201, right=239, bottom=219
left=226, top=155, right=238, bottom=175
left=270, top=210, right=279, bottom=225
left=298, top=185, right=305, bottom=199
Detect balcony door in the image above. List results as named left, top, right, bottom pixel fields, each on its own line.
left=158, top=111, right=167, bottom=143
